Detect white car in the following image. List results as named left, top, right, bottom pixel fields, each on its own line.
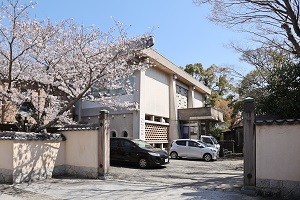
left=169, top=139, right=218, bottom=162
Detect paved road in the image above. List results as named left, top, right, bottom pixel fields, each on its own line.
left=0, top=157, right=274, bottom=199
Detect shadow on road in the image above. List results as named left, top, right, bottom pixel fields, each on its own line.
left=110, top=161, right=167, bottom=170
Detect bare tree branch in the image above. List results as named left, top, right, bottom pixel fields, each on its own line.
left=194, top=0, right=300, bottom=57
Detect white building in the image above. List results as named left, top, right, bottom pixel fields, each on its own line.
left=74, top=49, right=223, bottom=149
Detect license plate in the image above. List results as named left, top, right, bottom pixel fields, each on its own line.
left=165, top=158, right=169, bottom=163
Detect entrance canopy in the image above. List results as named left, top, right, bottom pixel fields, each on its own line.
left=178, top=107, right=223, bottom=122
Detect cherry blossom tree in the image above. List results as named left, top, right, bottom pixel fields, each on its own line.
left=0, top=0, right=153, bottom=132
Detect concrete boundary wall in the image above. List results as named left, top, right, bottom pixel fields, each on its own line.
left=0, top=129, right=101, bottom=184
left=0, top=140, right=63, bottom=184
left=256, top=123, right=300, bottom=199
left=59, top=130, right=99, bottom=178
left=13, top=141, right=62, bottom=183
left=0, top=140, right=13, bottom=183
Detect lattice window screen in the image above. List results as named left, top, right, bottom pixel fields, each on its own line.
left=176, top=85, right=188, bottom=109
left=145, top=123, right=168, bottom=143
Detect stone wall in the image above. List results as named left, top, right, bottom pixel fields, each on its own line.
left=0, top=168, right=13, bottom=183
left=65, top=165, right=98, bottom=178
left=256, top=179, right=300, bottom=199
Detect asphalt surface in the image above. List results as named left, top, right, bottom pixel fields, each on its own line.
left=0, top=157, right=275, bottom=199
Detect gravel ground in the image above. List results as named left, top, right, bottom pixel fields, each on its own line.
left=0, top=156, right=274, bottom=199
left=110, top=156, right=245, bottom=192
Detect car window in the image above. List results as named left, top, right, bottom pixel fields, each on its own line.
left=122, top=140, right=134, bottom=148
left=197, top=141, right=208, bottom=147
left=132, top=139, right=153, bottom=149
left=211, top=137, right=218, bottom=144
left=175, top=141, right=186, bottom=146
left=188, top=141, right=199, bottom=147
left=202, top=137, right=213, bottom=145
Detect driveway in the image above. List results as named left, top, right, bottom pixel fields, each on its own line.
left=0, top=157, right=271, bottom=199
left=110, top=157, right=244, bottom=191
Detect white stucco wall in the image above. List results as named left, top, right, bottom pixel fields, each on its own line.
left=0, top=140, right=13, bottom=169
left=110, top=113, right=133, bottom=137
left=13, top=141, right=62, bottom=183
left=63, top=130, right=98, bottom=168
left=256, top=124, right=300, bottom=181
left=55, top=141, right=65, bottom=166
left=144, top=67, right=169, bottom=117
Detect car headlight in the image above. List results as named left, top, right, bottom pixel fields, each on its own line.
left=148, top=152, right=160, bottom=156
left=210, top=149, right=217, bottom=153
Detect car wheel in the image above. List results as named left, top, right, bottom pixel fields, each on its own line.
left=138, top=157, right=148, bottom=168
left=170, top=151, right=178, bottom=159
left=203, top=153, right=212, bottom=162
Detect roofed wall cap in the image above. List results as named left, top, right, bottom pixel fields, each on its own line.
left=255, top=118, right=300, bottom=126
left=58, top=123, right=99, bottom=131
left=58, top=127, right=99, bottom=131
left=265, top=119, right=275, bottom=123
left=0, top=132, right=66, bottom=141
left=286, top=119, right=297, bottom=122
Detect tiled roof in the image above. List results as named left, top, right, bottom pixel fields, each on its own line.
left=0, top=132, right=66, bottom=141
left=58, top=123, right=99, bottom=131
left=255, top=117, right=300, bottom=126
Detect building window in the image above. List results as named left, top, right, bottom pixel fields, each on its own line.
left=90, top=76, right=135, bottom=97
left=111, top=131, right=117, bottom=137
left=145, top=115, right=152, bottom=120
left=176, top=85, right=188, bottom=109
left=123, top=131, right=128, bottom=137
left=154, top=117, right=161, bottom=122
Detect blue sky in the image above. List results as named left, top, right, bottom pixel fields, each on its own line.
left=32, top=0, right=254, bottom=76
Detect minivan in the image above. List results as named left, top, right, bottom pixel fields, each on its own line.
left=110, top=137, right=169, bottom=168
left=169, top=139, right=218, bottom=161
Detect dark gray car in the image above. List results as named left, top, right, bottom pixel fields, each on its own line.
left=110, top=137, right=169, bottom=168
